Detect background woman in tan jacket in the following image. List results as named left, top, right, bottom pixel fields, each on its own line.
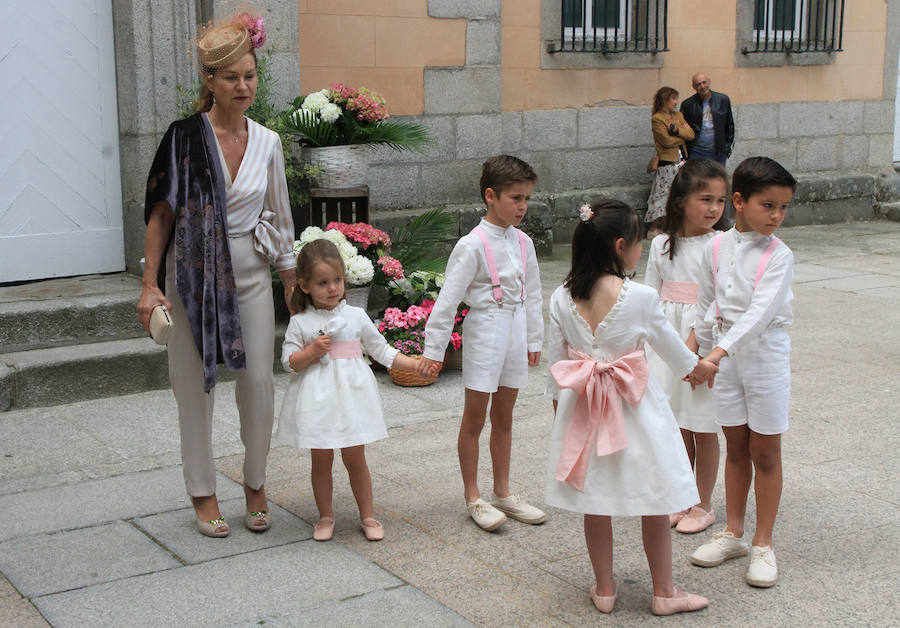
left=646, top=87, right=695, bottom=237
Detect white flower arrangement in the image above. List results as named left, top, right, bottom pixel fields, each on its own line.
left=320, top=102, right=341, bottom=123
left=300, top=90, right=329, bottom=113
left=294, top=226, right=375, bottom=287
left=345, top=255, right=374, bottom=286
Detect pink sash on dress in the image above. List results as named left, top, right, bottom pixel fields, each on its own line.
left=660, top=280, right=699, bottom=304
left=550, top=347, right=649, bottom=492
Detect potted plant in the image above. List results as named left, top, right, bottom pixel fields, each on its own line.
left=278, top=83, right=432, bottom=187
left=377, top=303, right=437, bottom=386
left=294, top=226, right=375, bottom=308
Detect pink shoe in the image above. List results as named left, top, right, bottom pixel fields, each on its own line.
left=669, top=509, right=690, bottom=527
left=313, top=517, right=334, bottom=541
left=589, top=585, right=617, bottom=614
left=675, top=506, right=716, bottom=534
left=361, top=517, right=384, bottom=541
left=651, top=587, right=709, bottom=616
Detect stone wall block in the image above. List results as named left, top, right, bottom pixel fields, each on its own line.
left=839, top=135, right=870, bottom=169
left=420, top=160, right=485, bottom=205
left=428, top=0, right=501, bottom=18
left=465, top=19, right=501, bottom=66
left=733, top=103, right=779, bottom=141
left=830, top=174, right=875, bottom=201
left=554, top=147, right=651, bottom=190
left=501, top=112, right=524, bottom=154
left=777, top=102, right=843, bottom=138
left=868, top=134, right=894, bottom=167
left=456, top=114, right=504, bottom=160
left=369, top=115, right=457, bottom=165
left=793, top=176, right=831, bottom=202
left=367, top=164, right=421, bottom=209
left=577, top=107, right=652, bottom=148
left=796, top=136, right=841, bottom=172
left=523, top=109, right=578, bottom=151
left=729, top=138, right=797, bottom=172
left=424, top=67, right=502, bottom=114
left=266, top=52, right=302, bottom=110
left=0, top=366, right=12, bottom=412
left=863, top=100, right=896, bottom=134
left=838, top=101, right=865, bottom=135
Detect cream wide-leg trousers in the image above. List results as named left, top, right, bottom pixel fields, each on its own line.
left=165, top=233, right=275, bottom=496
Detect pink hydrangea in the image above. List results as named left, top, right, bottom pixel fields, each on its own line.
left=449, top=332, right=462, bottom=351
left=381, top=307, right=408, bottom=329
left=328, top=83, right=358, bottom=104
left=326, top=222, right=391, bottom=250
left=346, top=88, right=389, bottom=122
left=405, top=305, right=428, bottom=327
left=377, top=255, right=404, bottom=281
left=420, top=299, right=435, bottom=314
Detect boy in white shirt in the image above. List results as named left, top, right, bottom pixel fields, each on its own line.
left=689, top=157, right=796, bottom=588
left=419, top=155, right=545, bottom=531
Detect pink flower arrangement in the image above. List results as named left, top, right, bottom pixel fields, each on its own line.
left=327, top=84, right=389, bottom=122
left=326, top=221, right=391, bottom=250
left=379, top=304, right=430, bottom=355
left=377, top=255, right=404, bottom=281
left=234, top=13, right=266, bottom=49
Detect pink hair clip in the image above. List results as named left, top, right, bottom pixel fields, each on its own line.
left=579, top=204, right=593, bottom=222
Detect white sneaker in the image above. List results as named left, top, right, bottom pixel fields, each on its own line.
left=466, top=498, right=507, bottom=531
left=490, top=493, right=547, bottom=524
left=746, top=546, right=777, bottom=587
left=689, top=529, right=749, bottom=567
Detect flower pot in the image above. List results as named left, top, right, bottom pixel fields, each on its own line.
left=303, top=144, right=371, bottom=188
left=444, top=349, right=463, bottom=370
left=345, top=285, right=370, bottom=309
left=389, top=355, right=437, bottom=387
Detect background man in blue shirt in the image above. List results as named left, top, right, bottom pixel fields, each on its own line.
left=681, top=73, right=735, bottom=166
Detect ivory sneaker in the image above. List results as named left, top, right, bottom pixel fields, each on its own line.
left=746, top=546, right=778, bottom=587
left=466, top=498, right=507, bottom=531
left=490, top=493, right=547, bottom=524
left=689, top=530, right=749, bottom=567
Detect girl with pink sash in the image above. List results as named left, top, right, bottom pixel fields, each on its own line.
left=546, top=200, right=717, bottom=616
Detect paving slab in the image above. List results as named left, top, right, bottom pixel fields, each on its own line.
left=0, top=469, right=242, bottom=543
left=34, top=543, right=401, bottom=628
left=0, top=521, right=180, bottom=597
left=134, top=498, right=313, bottom=564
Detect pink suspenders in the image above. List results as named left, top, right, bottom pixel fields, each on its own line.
left=472, top=226, right=528, bottom=306
left=711, top=232, right=781, bottom=323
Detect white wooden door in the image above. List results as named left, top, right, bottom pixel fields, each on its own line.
left=0, top=0, right=124, bottom=283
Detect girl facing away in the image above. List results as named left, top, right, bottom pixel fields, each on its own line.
left=644, top=159, right=730, bottom=535
left=545, top=200, right=718, bottom=616
left=274, top=239, right=419, bottom=542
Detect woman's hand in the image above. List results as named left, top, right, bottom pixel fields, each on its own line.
left=137, top=284, right=171, bottom=332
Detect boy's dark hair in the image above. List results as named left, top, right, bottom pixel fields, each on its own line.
left=565, top=199, right=642, bottom=300
left=480, top=155, right=537, bottom=202
left=732, top=156, right=796, bottom=201
left=652, top=86, right=678, bottom=114
left=662, top=159, right=730, bottom=260
left=292, top=238, right=345, bottom=312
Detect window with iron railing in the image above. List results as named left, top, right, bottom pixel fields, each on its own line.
left=746, top=0, right=844, bottom=53
left=548, top=0, right=668, bottom=54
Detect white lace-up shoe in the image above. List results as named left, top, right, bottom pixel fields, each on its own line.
left=689, top=529, right=749, bottom=567
left=466, top=498, right=507, bottom=530
left=490, top=493, right=547, bottom=524
left=746, top=546, right=778, bottom=587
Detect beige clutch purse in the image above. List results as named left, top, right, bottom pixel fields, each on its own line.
left=149, top=305, right=173, bottom=345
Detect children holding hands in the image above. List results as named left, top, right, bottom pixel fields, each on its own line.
left=275, top=239, right=420, bottom=542
left=418, top=155, right=546, bottom=531
left=689, top=157, right=797, bottom=588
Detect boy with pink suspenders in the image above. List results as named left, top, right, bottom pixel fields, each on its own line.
left=688, top=157, right=797, bottom=588
left=419, top=156, right=545, bottom=531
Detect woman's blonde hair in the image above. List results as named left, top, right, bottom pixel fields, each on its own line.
left=292, top=239, right=346, bottom=312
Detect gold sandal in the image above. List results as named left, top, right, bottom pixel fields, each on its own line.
left=245, top=510, right=270, bottom=532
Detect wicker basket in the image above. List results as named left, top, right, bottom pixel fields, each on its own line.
left=389, top=354, right=438, bottom=387
left=303, top=144, right=371, bottom=188
left=344, top=285, right=370, bottom=309
left=443, top=349, right=463, bottom=370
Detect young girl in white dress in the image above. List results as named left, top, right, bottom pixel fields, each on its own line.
left=545, top=200, right=717, bottom=616
left=644, top=159, right=729, bottom=535
left=275, top=239, right=418, bottom=542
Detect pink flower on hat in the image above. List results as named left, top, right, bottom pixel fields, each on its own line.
left=235, top=13, right=266, bottom=48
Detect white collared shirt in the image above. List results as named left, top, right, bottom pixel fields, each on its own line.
left=423, top=218, right=544, bottom=360
left=695, top=228, right=793, bottom=357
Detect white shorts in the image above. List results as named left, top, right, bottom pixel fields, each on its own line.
left=714, top=327, right=791, bottom=435
left=462, top=305, right=528, bottom=393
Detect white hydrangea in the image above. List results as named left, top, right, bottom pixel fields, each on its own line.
left=345, top=255, right=374, bottom=286
left=336, top=241, right=358, bottom=263
left=323, top=229, right=349, bottom=246
left=301, top=90, right=330, bottom=113
left=390, top=278, right=416, bottom=300
left=320, top=102, right=341, bottom=123
left=297, top=226, right=325, bottom=250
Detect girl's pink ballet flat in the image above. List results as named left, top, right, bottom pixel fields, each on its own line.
left=313, top=517, right=334, bottom=541
left=360, top=517, right=384, bottom=541
left=589, top=585, right=617, bottom=614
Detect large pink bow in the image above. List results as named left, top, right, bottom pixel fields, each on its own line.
left=550, top=347, right=649, bottom=491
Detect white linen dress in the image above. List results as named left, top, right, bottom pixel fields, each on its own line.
left=545, top=280, right=700, bottom=516
left=275, top=303, right=398, bottom=450
left=643, top=232, right=718, bottom=433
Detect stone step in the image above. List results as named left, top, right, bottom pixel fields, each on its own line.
left=0, top=275, right=146, bottom=353
left=0, top=327, right=288, bottom=412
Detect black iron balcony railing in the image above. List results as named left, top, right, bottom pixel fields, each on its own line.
left=549, top=0, right=668, bottom=54
left=744, top=0, right=844, bottom=53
